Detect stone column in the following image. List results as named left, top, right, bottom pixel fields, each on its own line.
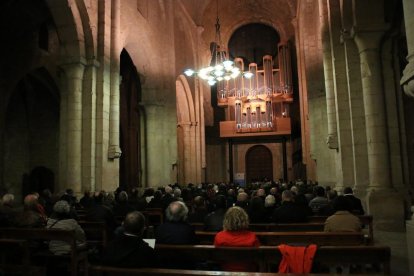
left=401, top=0, right=414, bottom=97
left=108, top=0, right=122, bottom=159
left=353, top=31, right=391, bottom=190
left=353, top=30, right=404, bottom=230
left=82, top=59, right=99, bottom=192
left=181, top=122, right=192, bottom=184
left=62, top=62, right=85, bottom=194
left=319, top=0, right=338, bottom=150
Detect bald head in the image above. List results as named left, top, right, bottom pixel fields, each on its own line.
left=24, top=194, right=39, bottom=210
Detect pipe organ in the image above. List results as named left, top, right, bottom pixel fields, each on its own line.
left=219, top=43, right=293, bottom=138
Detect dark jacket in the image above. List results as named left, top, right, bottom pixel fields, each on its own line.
left=204, top=209, right=226, bottom=231
left=272, top=201, right=308, bottom=223
left=155, top=221, right=197, bottom=244
left=344, top=194, right=365, bottom=215
left=101, top=234, right=158, bottom=268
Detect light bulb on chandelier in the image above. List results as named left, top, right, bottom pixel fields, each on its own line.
left=183, top=0, right=253, bottom=86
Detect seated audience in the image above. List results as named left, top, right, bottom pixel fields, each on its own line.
left=147, top=190, right=163, bottom=209
left=79, top=190, right=94, bottom=209
left=264, top=194, right=276, bottom=221
left=47, top=200, right=86, bottom=255
left=235, top=192, right=249, bottom=211
left=155, top=201, right=197, bottom=244
left=113, top=191, right=134, bottom=217
left=319, top=190, right=338, bottom=216
left=214, top=206, right=260, bottom=271
left=13, top=194, right=46, bottom=227
left=86, top=192, right=117, bottom=235
left=272, top=190, right=308, bottom=223
left=309, top=186, right=329, bottom=215
left=204, top=195, right=227, bottom=231
left=248, top=196, right=267, bottom=223
left=0, top=193, right=17, bottom=226
left=101, top=211, right=158, bottom=268
left=161, top=186, right=176, bottom=210
left=343, top=187, right=365, bottom=215
left=324, top=196, right=362, bottom=232
left=188, top=196, right=208, bottom=223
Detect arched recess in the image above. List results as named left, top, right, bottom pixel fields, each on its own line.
left=176, top=75, right=197, bottom=185
left=245, top=145, right=273, bottom=183
left=119, top=49, right=142, bottom=190
left=3, top=68, right=59, bottom=198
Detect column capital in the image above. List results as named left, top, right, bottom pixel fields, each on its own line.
left=108, top=145, right=122, bottom=159
left=351, top=27, right=387, bottom=52
left=401, top=55, right=414, bottom=98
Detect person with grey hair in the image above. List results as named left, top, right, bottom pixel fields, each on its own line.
left=47, top=200, right=86, bottom=255
left=101, top=211, right=158, bottom=268
left=0, top=193, right=17, bottom=226
left=155, top=201, right=197, bottom=244
left=113, top=191, right=134, bottom=217
left=272, top=190, right=308, bottom=223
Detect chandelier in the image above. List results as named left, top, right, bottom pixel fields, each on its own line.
left=184, top=0, right=253, bottom=86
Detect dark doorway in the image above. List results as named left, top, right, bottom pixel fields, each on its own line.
left=119, top=49, right=142, bottom=190
left=3, top=68, right=59, bottom=197
left=245, top=145, right=273, bottom=183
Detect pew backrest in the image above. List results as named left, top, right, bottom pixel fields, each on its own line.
left=0, top=227, right=87, bottom=276
left=89, top=244, right=390, bottom=274
left=195, top=231, right=366, bottom=246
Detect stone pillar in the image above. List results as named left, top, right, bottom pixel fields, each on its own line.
left=82, top=59, right=98, bottom=192
left=353, top=31, right=391, bottom=190
left=181, top=123, right=191, bottom=184
left=319, top=0, right=338, bottom=150
left=108, top=0, right=122, bottom=159
left=401, top=0, right=414, bottom=97
left=62, top=62, right=85, bottom=194
left=353, top=30, right=404, bottom=230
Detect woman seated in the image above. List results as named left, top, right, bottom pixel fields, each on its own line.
left=47, top=200, right=86, bottom=255
left=214, top=206, right=260, bottom=271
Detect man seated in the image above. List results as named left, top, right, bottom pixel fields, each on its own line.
left=343, top=187, right=365, bottom=215
left=309, top=186, right=329, bottom=215
left=324, top=196, right=362, bottom=232
left=204, top=195, right=227, bottom=231
left=272, top=190, right=308, bottom=223
left=101, top=211, right=158, bottom=268
left=13, top=194, right=46, bottom=228
left=0, top=193, right=17, bottom=226
left=155, top=201, right=197, bottom=244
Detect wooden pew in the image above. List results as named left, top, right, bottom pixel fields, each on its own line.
left=191, top=222, right=325, bottom=232
left=152, top=244, right=390, bottom=274
left=0, top=238, right=46, bottom=276
left=191, top=215, right=374, bottom=243
left=89, top=266, right=388, bottom=276
left=195, top=231, right=366, bottom=246
left=0, top=228, right=88, bottom=276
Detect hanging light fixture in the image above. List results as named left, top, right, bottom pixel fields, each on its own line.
left=184, top=0, right=252, bottom=86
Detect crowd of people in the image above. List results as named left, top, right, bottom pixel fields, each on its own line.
left=0, top=180, right=365, bottom=271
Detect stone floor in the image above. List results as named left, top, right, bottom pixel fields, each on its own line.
left=375, top=230, right=409, bottom=275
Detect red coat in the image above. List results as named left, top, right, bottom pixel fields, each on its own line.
left=278, top=244, right=317, bottom=273
left=214, top=230, right=260, bottom=271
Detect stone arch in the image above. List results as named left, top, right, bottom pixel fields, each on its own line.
left=45, top=0, right=94, bottom=61
left=3, top=67, right=60, bottom=200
